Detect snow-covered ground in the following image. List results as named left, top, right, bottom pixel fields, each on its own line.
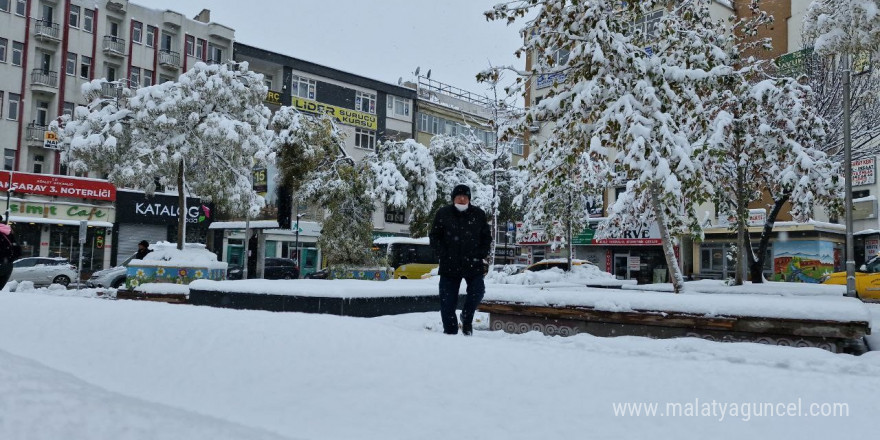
left=1, top=280, right=879, bottom=439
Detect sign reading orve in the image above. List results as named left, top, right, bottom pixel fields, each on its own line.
left=0, top=171, right=116, bottom=201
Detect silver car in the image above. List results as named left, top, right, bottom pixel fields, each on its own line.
left=11, top=257, right=78, bottom=287
left=87, top=254, right=134, bottom=288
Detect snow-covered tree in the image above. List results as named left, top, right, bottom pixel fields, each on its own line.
left=485, top=0, right=733, bottom=292
left=368, top=139, right=437, bottom=224
left=407, top=134, right=494, bottom=237
left=62, top=62, right=274, bottom=250
left=803, top=0, right=880, bottom=57
left=708, top=74, right=841, bottom=284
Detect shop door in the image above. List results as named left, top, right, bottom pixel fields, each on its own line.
left=613, top=253, right=630, bottom=280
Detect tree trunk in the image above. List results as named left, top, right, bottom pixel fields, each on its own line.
left=650, top=183, right=685, bottom=293
left=734, top=169, right=748, bottom=285
left=749, top=193, right=789, bottom=283
left=566, top=193, right=573, bottom=271
left=177, top=159, right=186, bottom=251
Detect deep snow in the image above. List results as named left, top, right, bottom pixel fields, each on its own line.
left=0, top=284, right=878, bottom=439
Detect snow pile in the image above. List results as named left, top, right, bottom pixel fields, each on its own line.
left=190, top=278, right=440, bottom=298
left=486, top=263, right=615, bottom=285
left=631, top=280, right=846, bottom=297
left=134, top=242, right=227, bottom=270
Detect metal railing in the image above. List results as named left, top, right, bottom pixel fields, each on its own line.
left=418, top=75, right=492, bottom=107
left=159, top=49, right=180, bottom=67
left=35, top=20, right=60, bottom=40
left=26, top=122, right=48, bottom=141
left=30, top=69, right=58, bottom=88
left=102, top=36, right=125, bottom=54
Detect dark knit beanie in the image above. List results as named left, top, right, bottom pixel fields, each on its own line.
left=451, top=184, right=471, bottom=201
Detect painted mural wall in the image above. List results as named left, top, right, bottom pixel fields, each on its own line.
left=771, top=240, right=835, bottom=283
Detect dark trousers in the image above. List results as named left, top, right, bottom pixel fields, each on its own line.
left=438, top=275, right=485, bottom=334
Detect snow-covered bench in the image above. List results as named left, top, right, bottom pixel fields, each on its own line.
left=479, top=287, right=871, bottom=354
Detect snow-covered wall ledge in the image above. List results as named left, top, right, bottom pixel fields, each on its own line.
left=126, top=242, right=227, bottom=289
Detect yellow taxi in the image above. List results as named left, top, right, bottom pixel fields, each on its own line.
left=821, top=256, right=880, bottom=301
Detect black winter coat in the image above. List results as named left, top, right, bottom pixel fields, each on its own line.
left=429, top=204, right=492, bottom=277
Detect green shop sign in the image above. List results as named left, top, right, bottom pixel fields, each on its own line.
left=9, top=202, right=112, bottom=222
left=571, top=228, right=595, bottom=245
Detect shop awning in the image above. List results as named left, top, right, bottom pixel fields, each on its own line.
left=7, top=216, right=114, bottom=228
left=208, top=220, right=279, bottom=230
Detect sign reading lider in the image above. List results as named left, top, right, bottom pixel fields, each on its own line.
left=8, top=201, right=114, bottom=222
left=291, top=97, right=378, bottom=130
left=852, top=157, right=875, bottom=187
left=0, top=171, right=116, bottom=201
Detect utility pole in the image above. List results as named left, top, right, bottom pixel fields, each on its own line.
left=843, top=53, right=857, bottom=298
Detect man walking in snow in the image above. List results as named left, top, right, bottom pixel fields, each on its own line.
left=429, top=184, right=492, bottom=335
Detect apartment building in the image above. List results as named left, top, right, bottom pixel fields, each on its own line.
left=0, top=0, right=233, bottom=272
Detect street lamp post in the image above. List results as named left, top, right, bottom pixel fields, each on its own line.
left=294, top=212, right=304, bottom=278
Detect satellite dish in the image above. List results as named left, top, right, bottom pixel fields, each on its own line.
left=414, top=66, right=421, bottom=76
left=398, top=77, right=403, bottom=85
left=426, top=69, right=431, bottom=79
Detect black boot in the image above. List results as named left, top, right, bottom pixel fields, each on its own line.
left=460, top=313, right=473, bottom=336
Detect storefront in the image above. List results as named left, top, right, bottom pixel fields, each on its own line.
left=210, top=220, right=322, bottom=278
left=113, top=190, right=211, bottom=265
left=516, top=221, right=672, bottom=283
left=0, top=171, right=116, bottom=276
left=697, top=221, right=845, bottom=282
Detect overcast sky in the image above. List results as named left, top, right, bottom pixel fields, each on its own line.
left=137, top=0, right=526, bottom=97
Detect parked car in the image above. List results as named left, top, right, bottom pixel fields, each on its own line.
left=264, top=258, right=299, bottom=279
left=227, top=264, right=243, bottom=280
left=492, top=264, right=527, bottom=275
left=11, top=257, right=77, bottom=287
left=821, top=256, right=880, bottom=301
left=518, top=258, right=593, bottom=274
left=304, top=268, right=331, bottom=279
left=87, top=254, right=135, bottom=288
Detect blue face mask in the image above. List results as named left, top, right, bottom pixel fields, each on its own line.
left=455, top=203, right=468, bottom=212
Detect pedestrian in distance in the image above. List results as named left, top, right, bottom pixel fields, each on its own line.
left=134, top=240, right=152, bottom=260
left=429, top=184, right=492, bottom=335
left=0, top=223, right=22, bottom=290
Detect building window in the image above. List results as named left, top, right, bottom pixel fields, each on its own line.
left=142, top=69, right=153, bottom=87
left=15, top=0, right=24, bottom=16
left=106, top=65, right=117, bottom=82
left=159, top=74, right=173, bottom=84
left=263, top=74, right=273, bottom=90
left=511, top=137, right=524, bottom=155
left=0, top=0, right=8, bottom=12
left=7, top=93, right=19, bottom=121
left=196, top=39, right=206, bottom=59
left=32, top=154, right=44, bottom=174
left=65, top=52, right=76, bottom=75
left=160, top=32, right=172, bottom=51
left=631, top=10, right=664, bottom=40
left=390, top=96, right=410, bottom=117
left=83, top=8, right=94, bottom=33
left=208, top=44, right=222, bottom=63
left=79, top=55, right=91, bottom=79
left=145, top=26, right=156, bottom=47
left=130, top=67, right=140, bottom=87
left=0, top=91, right=3, bottom=118
left=12, top=41, right=22, bottom=66
left=385, top=206, right=406, bottom=224
left=291, top=75, right=315, bottom=100
left=185, top=35, right=194, bottom=56
left=0, top=38, right=6, bottom=63
left=132, top=21, right=142, bottom=44
left=62, top=101, right=75, bottom=116
left=4, top=149, right=15, bottom=171
left=354, top=128, right=375, bottom=150
left=355, top=91, right=376, bottom=114
left=35, top=101, right=49, bottom=126
left=69, top=5, right=80, bottom=28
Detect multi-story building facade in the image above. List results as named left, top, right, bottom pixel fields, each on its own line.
left=219, top=43, right=418, bottom=276
left=0, top=1, right=233, bottom=272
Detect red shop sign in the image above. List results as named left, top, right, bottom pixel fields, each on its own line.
left=0, top=171, right=116, bottom=201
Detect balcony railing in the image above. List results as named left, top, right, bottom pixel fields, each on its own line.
left=26, top=123, right=48, bottom=142
left=31, top=69, right=58, bottom=88
left=103, top=36, right=125, bottom=55
left=34, top=20, right=61, bottom=40
left=207, top=57, right=223, bottom=65
left=159, top=49, right=180, bottom=67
